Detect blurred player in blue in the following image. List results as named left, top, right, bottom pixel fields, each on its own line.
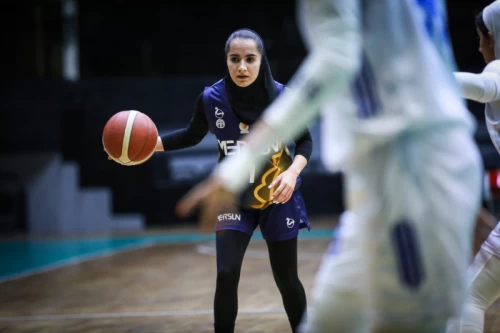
left=177, top=0, right=483, bottom=331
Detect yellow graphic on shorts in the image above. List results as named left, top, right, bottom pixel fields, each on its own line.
left=250, top=150, right=285, bottom=209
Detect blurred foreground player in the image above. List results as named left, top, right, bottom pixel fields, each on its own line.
left=447, top=2, right=500, bottom=332
left=158, top=29, right=312, bottom=333
left=177, top=0, right=483, bottom=332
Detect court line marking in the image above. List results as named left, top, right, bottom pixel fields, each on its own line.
left=1, top=303, right=498, bottom=323
left=0, top=240, right=154, bottom=285
left=0, top=308, right=286, bottom=322
left=196, top=244, right=325, bottom=260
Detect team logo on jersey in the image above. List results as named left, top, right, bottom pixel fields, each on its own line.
left=218, top=213, right=241, bottom=221
left=216, top=119, right=225, bottom=129
left=215, top=107, right=224, bottom=119
left=286, top=217, right=295, bottom=228
left=239, top=123, right=249, bottom=134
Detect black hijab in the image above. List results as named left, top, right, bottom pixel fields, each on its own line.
left=224, top=29, right=278, bottom=125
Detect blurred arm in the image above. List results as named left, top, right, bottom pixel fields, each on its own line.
left=454, top=60, right=500, bottom=103
left=215, top=0, right=362, bottom=193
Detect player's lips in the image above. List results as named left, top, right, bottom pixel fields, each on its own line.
left=237, top=75, right=249, bottom=79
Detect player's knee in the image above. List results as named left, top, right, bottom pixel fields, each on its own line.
left=446, top=302, right=485, bottom=333
left=216, top=265, right=240, bottom=286
left=468, top=292, right=490, bottom=311
left=272, top=270, right=299, bottom=291
left=467, top=279, right=497, bottom=311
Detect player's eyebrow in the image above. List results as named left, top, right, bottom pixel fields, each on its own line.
left=229, top=53, right=257, bottom=57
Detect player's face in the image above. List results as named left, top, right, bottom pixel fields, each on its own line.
left=477, top=28, right=496, bottom=64
left=226, top=38, right=261, bottom=87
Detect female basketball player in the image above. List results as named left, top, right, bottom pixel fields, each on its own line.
left=447, top=2, right=500, bottom=332
left=156, top=29, right=312, bottom=333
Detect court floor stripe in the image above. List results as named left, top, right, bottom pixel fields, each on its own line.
left=0, top=240, right=155, bottom=284
left=0, top=303, right=499, bottom=322
left=0, top=308, right=286, bottom=322
left=0, top=229, right=335, bottom=283
left=196, top=244, right=326, bottom=260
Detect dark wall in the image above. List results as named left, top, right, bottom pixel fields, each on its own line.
left=2, top=0, right=498, bottom=226
left=2, top=0, right=492, bottom=79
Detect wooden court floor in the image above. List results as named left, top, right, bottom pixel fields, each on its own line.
left=0, top=231, right=499, bottom=332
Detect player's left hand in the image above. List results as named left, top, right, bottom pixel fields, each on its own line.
left=176, top=175, right=238, bottom=233
left=268, top=169, right=298, bottom=204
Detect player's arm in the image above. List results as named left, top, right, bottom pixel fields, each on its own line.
left=294, top=128, right=313, bottom=161
left=283, top=127, right=314, bottom=177
left=289, top=129, right=312, bottom=173
left=288, top=128, right=313, bottom=175
left=454, top=60, right=500, bottom=103
left=156, top=93, right=209, bottom=152
left=216, top=0, right=362, bottom=193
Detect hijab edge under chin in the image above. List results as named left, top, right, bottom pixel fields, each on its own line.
left=224, top=31, right=278, bottom=123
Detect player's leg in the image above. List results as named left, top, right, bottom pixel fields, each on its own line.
left=298, top=211, right=370, bottom=333
left=363, top=128, right=482, bottom=331
left=260, top=191, right=310, bottom=332
left=213, top=230, right=252, bottom=333
left=446, top=228, right=500, bottom=333
left=266, top=237, right=307, bottom=332
left=472, top=208, right=497, bottom=257
left=213, top=209, right=258, bottom=333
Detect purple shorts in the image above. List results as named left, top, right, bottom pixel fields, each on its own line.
left=215, top=191, right=311, bottom=242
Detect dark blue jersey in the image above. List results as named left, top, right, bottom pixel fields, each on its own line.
left=202, top=79, right=299, bottom=209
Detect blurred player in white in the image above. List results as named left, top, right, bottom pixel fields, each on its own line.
left=446, top=2, right=500, bottom=332
left=177, top=0, right=483, bottom=331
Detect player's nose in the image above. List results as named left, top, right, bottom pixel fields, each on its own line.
left=238, top=62, right=247, bottom=72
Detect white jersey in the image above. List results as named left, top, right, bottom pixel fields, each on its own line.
left=453, top=1, right=500, bottom=260
left=216, top=0, right=476, bottom=191
left=454, top=60, right=500, bottom=258
left=310, top=0, right=476, bottom=170
left=455, top=60, right=500, bottom=153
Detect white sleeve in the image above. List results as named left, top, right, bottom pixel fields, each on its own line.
left=215, top=0, right=362, bottom=193
left=454, top=60, right=500, bottom=103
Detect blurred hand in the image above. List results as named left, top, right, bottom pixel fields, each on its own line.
left=176, top=176, right=238, bottom=233
left=268, top=169, right=298, bottom=204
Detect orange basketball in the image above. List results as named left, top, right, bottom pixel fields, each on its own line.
left=102, top=110, right=158, bottom=166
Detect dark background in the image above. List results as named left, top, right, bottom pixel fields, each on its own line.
left=1, top=0, right=497, bottom=232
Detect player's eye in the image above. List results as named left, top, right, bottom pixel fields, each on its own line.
left=231, top=57, right=240, bottom=63
left=246, top=57, right=255, bottom=63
